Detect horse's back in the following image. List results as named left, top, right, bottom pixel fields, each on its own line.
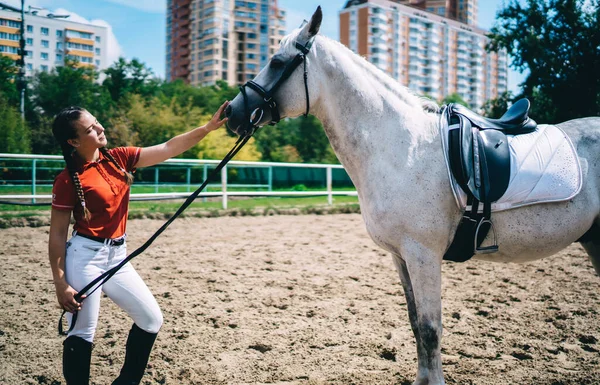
left=556, top=117, right=600, bottom=159
left=557, top=117, right=600, bottom=209
left=473, top=117, right=600, bottom=263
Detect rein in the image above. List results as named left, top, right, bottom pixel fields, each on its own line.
left=237, top=37, right=315, bottom=136
left=58, top=134, right=253, bottom=335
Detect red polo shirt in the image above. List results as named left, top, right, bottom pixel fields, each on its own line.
left=52, top=147, right=141, bottom=239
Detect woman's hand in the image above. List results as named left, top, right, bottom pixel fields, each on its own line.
left=55, top=280, right=86, bottom=313
left=204, top=101, right=230, bottom=132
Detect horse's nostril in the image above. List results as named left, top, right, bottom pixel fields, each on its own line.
left=225, top=104, right=233, bottom=117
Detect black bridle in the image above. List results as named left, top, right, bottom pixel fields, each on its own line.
left=238, top=37, right=315, bottom=136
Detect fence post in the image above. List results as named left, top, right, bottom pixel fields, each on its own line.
left=154, top=168, right=159, bottom=194
left=327, top=166, right=332, bottom=205
left=186, top=167, right=191, bottom=193
left=221, top=165, right=227, bottom=210
left=31, top=159, right=37, bottom=204
left=203, top=164, right=208, bottom=203
left=268, top=166, right=273, bottom=191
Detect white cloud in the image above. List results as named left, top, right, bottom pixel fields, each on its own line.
left=102, top=0, right=165, bottom=13
left=2, top=0, right=65, bottom=10
left=52, top=8, right=123, bottom=66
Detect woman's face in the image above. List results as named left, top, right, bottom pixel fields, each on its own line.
left=67, top=111, right=107, bottom=151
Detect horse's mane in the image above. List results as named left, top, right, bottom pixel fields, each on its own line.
left=317, top=35, right=440, bottom=114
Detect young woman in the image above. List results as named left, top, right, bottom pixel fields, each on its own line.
left=49, top=101, right=228, bottom=385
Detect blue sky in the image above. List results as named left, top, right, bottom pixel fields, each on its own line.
left=4, top=0, right=525, bottom=93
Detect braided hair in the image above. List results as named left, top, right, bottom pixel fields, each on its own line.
left=52, top=106, right=133, bottom=221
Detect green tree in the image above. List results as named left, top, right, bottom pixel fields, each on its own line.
left=103, top=58, right=159, bottom=102
left=294, top=115, right=335, bottom=163
left=481, top=91, right=513, bottom=119
left=0, top=55, right=19, bottom=107
left=0, top=95, right=30, bottom=153
left=488, top=0, right=600, bottom=123
left=253, top=118, right=300, bottom=162
left=441, top=93, right=469, bottom=108
left=28, top=63, right=113, bottom=154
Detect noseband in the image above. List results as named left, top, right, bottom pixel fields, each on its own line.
left=238, top=37, right=315, bottom=136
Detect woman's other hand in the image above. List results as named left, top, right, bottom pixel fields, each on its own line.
left=204, top=101, right=229, bottom=132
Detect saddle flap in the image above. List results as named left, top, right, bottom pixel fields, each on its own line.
left=477, top=129, right=511, bottom=202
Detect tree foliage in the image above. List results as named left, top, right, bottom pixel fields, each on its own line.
left=488, top=0, right=600, bottom=123
left=0, top=55, right=19, bottom=107
left=103, top=58, right=158, bottom=103
left=442, top=93, right=469, bottom=108
left=481, top=91, right=513, bottom=119
left=0, top=95, right=30, bottom=153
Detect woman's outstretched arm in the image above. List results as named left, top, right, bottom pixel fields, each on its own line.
left=135, top=101, right=229, bottom=168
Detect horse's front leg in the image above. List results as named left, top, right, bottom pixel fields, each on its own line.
left=393, top=247, right=444, bottom=385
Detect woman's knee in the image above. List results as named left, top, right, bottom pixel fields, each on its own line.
left=137, top=308, right=163, bottom=334
left=68, top=330, right=95, bottom=343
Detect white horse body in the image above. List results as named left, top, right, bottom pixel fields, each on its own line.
left=226, top=8, right=600, bottom=384
left=309, top=37, right=599, bottom=265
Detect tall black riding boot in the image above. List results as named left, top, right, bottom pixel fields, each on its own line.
left=111, top=324, right=158, bottom=385
left=63, top=335, right=93, bottom=385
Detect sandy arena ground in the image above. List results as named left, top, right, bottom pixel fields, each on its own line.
left=0, top=214, right=599, bottom=385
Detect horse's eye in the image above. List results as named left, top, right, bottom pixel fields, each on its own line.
left=270, top=58, right=284, bottom=69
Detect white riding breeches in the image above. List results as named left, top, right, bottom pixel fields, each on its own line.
left=64, top=234, right=163, bottom=343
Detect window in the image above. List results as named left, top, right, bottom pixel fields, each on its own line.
left=57, top=53, right=63, bottom=61
left=95, top=59, right=100, bottom=66
left=0, top=32, right=19, bottom=41
left=40, top=65, right=48, bottom=72
left=95, top=48, right=100, bottom=55
left=26, top=38, right=33, bottom=45
left=26, top=63, right=32, bottom=70
left=56, top=30, right=63, bottom=38
left=26, top=25, right=33, bottom=33
left=95, top=36, right=100, bottom=43
left=0, top=46, right=19, bottom=54
left=41, top=52, right=48, bottom=60
left=41, top=27, right=49, bottom=36
left=57, top=42, right=63, bottom=50
left=41, top=40, right=49, bottom=48
left=0, top=19, right=20, bottom=28
left=66, top=30, right=92, bottom=39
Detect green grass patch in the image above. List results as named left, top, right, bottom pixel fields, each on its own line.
left=0, top=194, right=359, bottom=220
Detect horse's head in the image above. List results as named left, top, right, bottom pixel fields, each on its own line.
left=225, top=6, right=323, bottom=136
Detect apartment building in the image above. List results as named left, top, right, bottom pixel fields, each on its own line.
left=398, top=0, right=478, bottom=26
left=0, top=6, right=109, bottom=76
left=167, top=0, right=286, bottom=86
left=340, top=0, right=506, bottom=108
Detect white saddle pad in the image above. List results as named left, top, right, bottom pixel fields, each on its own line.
left=440, top=122, right=583, bottom=212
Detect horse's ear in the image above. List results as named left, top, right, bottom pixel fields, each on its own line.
left=301, top=6, right=322, bottom=38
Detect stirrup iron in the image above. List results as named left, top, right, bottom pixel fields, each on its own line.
left=474, top=219, right=498, bottom=254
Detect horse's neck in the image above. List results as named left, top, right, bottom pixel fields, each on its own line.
left=311, top=38, right=440, bottom=185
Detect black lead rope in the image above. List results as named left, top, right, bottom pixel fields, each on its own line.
left=59, top=134, right=253, bottom=335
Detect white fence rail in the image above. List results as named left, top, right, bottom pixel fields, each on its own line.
left=0, top=153, right=357, bottom=209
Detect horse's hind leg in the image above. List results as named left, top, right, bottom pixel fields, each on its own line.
left=393, top=251, right=445, bottom=385
left=581, top=222, right=600, bottom=275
